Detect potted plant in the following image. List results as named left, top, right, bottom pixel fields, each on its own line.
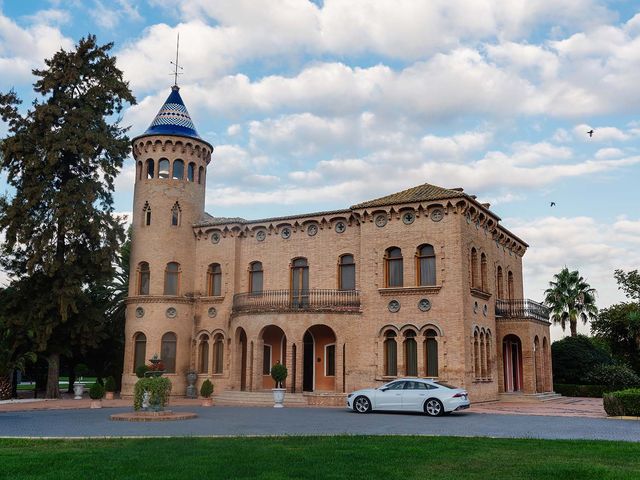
left=270, top=362, right=288, bottom=408
left=104, top=376, right=116, bottom=400
left=89, top=382, right=105, bottom=409
left=200, top=379, right=214, bottom=407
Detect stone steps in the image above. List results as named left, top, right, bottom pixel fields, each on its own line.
left=499, top=392, right=563, bottom=402
left=213, top=390, right=308, bottom=407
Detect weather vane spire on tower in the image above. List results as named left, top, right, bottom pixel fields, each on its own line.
left=170, top=33, right=183, bottom=87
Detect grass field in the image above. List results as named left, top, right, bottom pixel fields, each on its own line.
left=1, top=436, right=639, bottom=479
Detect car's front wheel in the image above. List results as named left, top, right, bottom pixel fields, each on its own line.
left=353, top=395, right=372, bottom=413
left=424, top=398, right=444, bottom=417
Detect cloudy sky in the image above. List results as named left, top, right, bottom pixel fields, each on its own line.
left=1, top=0, right=639, bottom=338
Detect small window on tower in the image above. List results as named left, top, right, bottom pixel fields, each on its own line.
left=187, top=163, right=195, bottom=182
left=158, top=159, right=170, bottom=179
left=171, top=202, right=181, bottom=227
left=142, top=202, right=151, bottom=226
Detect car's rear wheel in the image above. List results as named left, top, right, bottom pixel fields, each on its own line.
left=424, top=398, right=444, bottom=417
left=353, top=396, right=372, bottom=413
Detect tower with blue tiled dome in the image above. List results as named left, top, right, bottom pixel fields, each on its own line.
left=123, top=84, right=213, bottom=396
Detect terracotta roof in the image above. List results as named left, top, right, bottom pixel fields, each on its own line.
left=351, top=182, right=466, bottom=209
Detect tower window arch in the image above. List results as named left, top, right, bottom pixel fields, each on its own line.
left=384, top=247, right=403, bottom=287
left=146, top=159, right=154, bottom=179
left=142, top=201, right=151, bottom=226
left=133, top=332, right=146, bottom=373
left=207, top=263, right=222, bottom=296
left=338, top=254, right=355, bottom=290
left=172, top=159, right=184, bottom=180
left=171, top=202, right=181, bottom=227
left=508, top=270, right=514, bottom=301
left=164, top=262, right=181, bottom=295
left=424, top=329, right=439, bottom=377
left=198, top=334, right=210, bottom=374
left=384, top=330, right=397, bottom=376
left=198, top=166, right=204, bottom=185
left=187, top=162, right=195, bottom=182
left=497, top=266, right=504, bottom=299
left=416, top=244, right=436, bottom=286
left=404, top=330, right=418, bottom=376
left=137, top=262, right=150, bottom=295
left=213, top=333, right=224, bottom=374
left=161, top=332, right=177, bottom=373
left=249, top=261, right=263, bottom=294
left=158, top=158, right=170, bottom=179
left=471, top=248, right=479, bottom=288
left=481, top=253, right=488, bottom=292
left=137, top=161, right=142, bottom=181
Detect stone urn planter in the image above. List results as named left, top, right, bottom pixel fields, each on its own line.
left=272, top=388, right=286, bottom=408
left=73, top=383, right=84, bottom=400
left=186, top=370, right=198, bottom=398
left=270, top=362, right=288, bottom=408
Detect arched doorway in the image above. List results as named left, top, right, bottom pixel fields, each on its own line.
left=503, top=334, right=523, bottom=392
left=236, top=328, right=248, bottom=391
left=542, top=337, right=550, bottom=392
left=303, top=325, right=337, bottom=392
left=534, top=336, right=542, bottom=393
left=260, top=325, right=287, bottom=390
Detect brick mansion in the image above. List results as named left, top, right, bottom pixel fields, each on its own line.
left=121, top=85, right=554, bottom=403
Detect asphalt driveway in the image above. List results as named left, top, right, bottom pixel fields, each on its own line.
left=1, top=406, right=639, bottom=441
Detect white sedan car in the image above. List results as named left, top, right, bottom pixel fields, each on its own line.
left=347, top=378, right=470, bottom=416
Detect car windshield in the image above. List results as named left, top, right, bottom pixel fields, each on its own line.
left=432, top=381, right=458, bottom=389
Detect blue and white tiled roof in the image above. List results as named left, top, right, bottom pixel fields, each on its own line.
left=142, top=85, right=202, bottom=140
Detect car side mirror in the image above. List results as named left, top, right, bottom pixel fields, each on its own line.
left=379, top=387, right=388, bottom=392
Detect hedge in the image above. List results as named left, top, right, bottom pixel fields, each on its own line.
left=603, top=388, right=640, bottom=416
left=553, top=384, right=609, bottom=398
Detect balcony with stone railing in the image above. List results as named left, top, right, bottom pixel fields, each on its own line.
left=232, top=289, right=361, bottom=315
left=495, top=299, right=550, bottom=323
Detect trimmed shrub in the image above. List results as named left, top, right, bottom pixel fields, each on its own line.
left=551, top=335, right=612, bottom=384
left=200, top=379, right=213, bottom=398
left=133, top=377, right=172, bottom=411
left=89, top=382, right=104, bottom=400
left=553, top=384, right=608, bottom=398
left=104, top=376, right=116, bottom=392
left=135, top=364, right=149, bottom=379
left=603, top=388, right=640, bottom=416
left=584, top=364, right=640, bottom=390
left=270, top=363, right=288, bottom=388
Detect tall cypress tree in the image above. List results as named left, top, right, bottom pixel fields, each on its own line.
left=0, top=35, right=135, bottom=398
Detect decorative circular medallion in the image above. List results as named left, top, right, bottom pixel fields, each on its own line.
left=281, top=227, right=291, bottom=239
left=418, top=298, right=432, bottom=312
left=483, top=304, right=488, bottom=316
left=210, top=232, right=221, bottom=244
left=430, top=209, right=444, bottom=222
left=335, top=221, right=346, bottom=233
left=374, top=214, right=387, bottom=227
left=388, top=299, right=401, bottom=313
left=135, top=307, right=144, bottom=318
left=166, top=307, right=177, bottom=318
left=402, top=211, right=415, bottom=225
left=307, top=224, right=318, bottom=236
left=208, top=307, right=217, bottom=318
left=256, top=230, right=266, bottom=242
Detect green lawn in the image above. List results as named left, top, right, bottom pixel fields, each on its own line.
left=0, top=436, right=639, bottom=479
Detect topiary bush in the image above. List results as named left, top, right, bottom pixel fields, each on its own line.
left=584, top=364, right=640, bottom=390
left=133, top=377, right=172, bottom=411
left=551, top=335, right=612, bottom=384
left=271, top=363, right=288, bottom=388
left=89, top=382, right=104, bottom=400
left=603, top=388, right=640, bottom=416
left=104, top=376, right=116, bottom=392
left=200, top=379, right=213, bottom=398
left=135, top=364, right=149, bottom=379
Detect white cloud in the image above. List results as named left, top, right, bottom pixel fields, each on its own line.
left=573, top=123, right=633, bottom=142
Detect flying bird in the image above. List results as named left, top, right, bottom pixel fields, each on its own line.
left=587, top=129, right=594, bottom=137
left=550, top=202, right=556, bottom=207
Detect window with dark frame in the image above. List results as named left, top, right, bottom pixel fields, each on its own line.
left=339, top=254, right=355, bottom=290
left=416, top=244, right=436, bottom=286
left=385, top=247, right=403, bottom=287
left=326, top=344, right=336, bottom=376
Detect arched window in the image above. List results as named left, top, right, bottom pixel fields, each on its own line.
left=474, top=331, right=480, bottom=379
left=171, top=202, right=181, bottom=226
left=249, top=261, right=263, bottom=294
left=133, top=333, right=146, bottom=372
left=291, top=258, right=309, bottom=307
left=161, top=332, right=177, bottom=373
left=164, top=262, right=180, bottom=295
left=480, top=332, right=486, bottom=378
left=471, top=248, right=479, bottom=288
left=416, top=244, right=436, bottom=286
left=508, top=271, right=514, bottom=301
left=172, top=159, right=184, bottom=180
left=158, top=158, right=170, bottom=179
left=198, top=334, right=209, bottom=374
left=207, top=263, right=222, bottom=296
left=146, top=159, right=154, bottom=179
left=404, top=330, right=418, bottom=376
left=338, top=254, right=355, bottom=290
left=485, top=331, right=492, bottom=379
left=137, top=262, right=150, bottom=295
left=213, top=333, right=224, bottom=374
left=384, top=247, right=403, bottom=287
left=142, top=201, right=151, bottom=226
left=481, top=253, right=488, bottom=292
left=187, top=162, right=195, bottom=182
left=497, top=266, right=504, bottom=299
left=137, top=161, right=142, bottom=180
left=424, top=329, right=438, bottom=377
left=383, top=330, right=397, bottom=376
left=198, top=166, right=204, bottom=185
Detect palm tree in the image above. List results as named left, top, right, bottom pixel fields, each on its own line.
left=544, top=267, right=598, bottom=336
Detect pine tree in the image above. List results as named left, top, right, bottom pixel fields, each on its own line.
left=0, top=35, right=135, bottom=398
